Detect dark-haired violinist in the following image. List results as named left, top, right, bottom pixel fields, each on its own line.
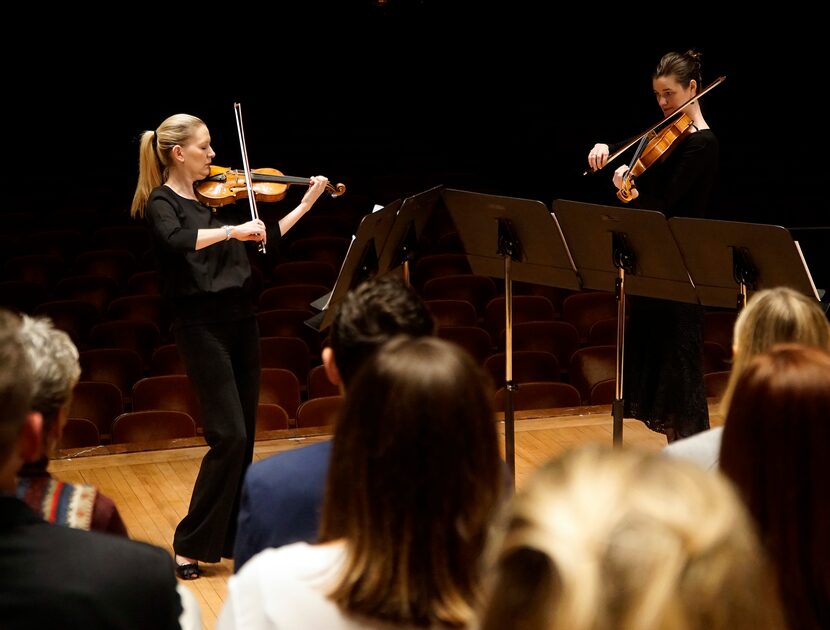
left=586, top=51, right=719, bottom=442
left=131, top=113, right=328, bottom=579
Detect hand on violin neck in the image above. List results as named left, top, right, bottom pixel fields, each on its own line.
left=612, top=165, right=630, bottom=190
left=302, top=175, right=329, bottom=205
left=613, top=164, right=639, bottom=203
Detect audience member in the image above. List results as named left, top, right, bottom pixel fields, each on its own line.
left=233, top=276, right=435, bottom=571
left=15, top=314, right=128, bottom=535
left=219, top=336, right=504, bottom=628
left=0, top=309, right=187, bottom=629
left=664, top=286, right=830, bottom=468
left=720, top=343, right=830, bottom=630
left=481, top=444, right=784, bottom=630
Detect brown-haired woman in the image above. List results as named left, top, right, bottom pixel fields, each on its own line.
left=588, top=50, right=719, bottom=442
left=218, top=336, right=504, bottom=629
left=720, top=343, right=830, bottom=629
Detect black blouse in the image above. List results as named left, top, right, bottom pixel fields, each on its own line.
left=145, top=186, right=279, bottom=322
left=630, top=129, right=718, bottom=219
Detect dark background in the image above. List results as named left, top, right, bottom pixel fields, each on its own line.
left=7, top=4, right=827, bottom=288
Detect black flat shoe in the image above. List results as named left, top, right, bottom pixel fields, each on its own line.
left=176, top=562, right=201, bottom=580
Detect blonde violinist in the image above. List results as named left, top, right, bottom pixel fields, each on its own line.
left=131, top=113, right=328, bottom=579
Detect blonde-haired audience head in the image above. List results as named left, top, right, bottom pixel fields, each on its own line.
left=481, top=444, right=784, bottom=630
left=721, top=286, right=830, bottom=412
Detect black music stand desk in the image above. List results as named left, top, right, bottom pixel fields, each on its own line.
left=443, top=189, right=581, bottom=481
left=553, top=200, right=698, bottom=303
left=553, top=199, right=698, bottom=445
left=669, top=217, right=821, bottom=309
left=376, top=185, right=445, bottom=283
left=306, top=198, right=402, bottom=332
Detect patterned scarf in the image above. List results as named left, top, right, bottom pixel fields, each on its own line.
left=16, top=476, right=97, bottom=530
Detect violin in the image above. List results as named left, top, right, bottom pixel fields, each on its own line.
left=195, top=165, right=347, bottom=207
left=584, top=76, right=726, bottom=201
left=616, top=112, right=695, bottom=203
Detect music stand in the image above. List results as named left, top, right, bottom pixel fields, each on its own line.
left=443, top=189, right=581, bottom=481
left=786, top=226, right=828, bottom=303
left=306, top=198, right=403, bottom=332
left=669, top=217, right=821, bottom=308
left=376, top=185, right=444, bottom=285
left=553, top=199, right=698, bottom=446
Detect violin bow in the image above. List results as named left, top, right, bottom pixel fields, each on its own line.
left=233, top=102, right=266, bottom=253
left=583, top=75, right=726, bottom=176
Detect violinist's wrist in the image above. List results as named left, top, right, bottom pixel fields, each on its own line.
left=223, top=225, right=234, bottom=241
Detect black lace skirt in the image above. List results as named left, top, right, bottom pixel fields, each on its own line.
left=623, top=296, right=710, bottom=438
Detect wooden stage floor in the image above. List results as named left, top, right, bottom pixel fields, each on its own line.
left=49, top=402, right=724, bottom=629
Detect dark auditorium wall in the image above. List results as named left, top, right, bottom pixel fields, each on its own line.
left=7, top=4, right=827, bottom=291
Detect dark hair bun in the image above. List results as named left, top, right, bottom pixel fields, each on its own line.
left=685, top=49, right=703, bottom=64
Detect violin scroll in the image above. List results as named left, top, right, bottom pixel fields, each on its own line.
left=616, top=175, right=639, bottom=203
left=328, top=182, right=347, bottom=197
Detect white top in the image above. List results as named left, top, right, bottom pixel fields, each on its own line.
left=661, top=426, right=724, bottom=471
left=176, top=583, right=201, bottom=630
left=218, top=541, right=452, bottom=630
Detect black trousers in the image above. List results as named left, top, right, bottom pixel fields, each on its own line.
left=172, top=316, right=259, bottom=562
